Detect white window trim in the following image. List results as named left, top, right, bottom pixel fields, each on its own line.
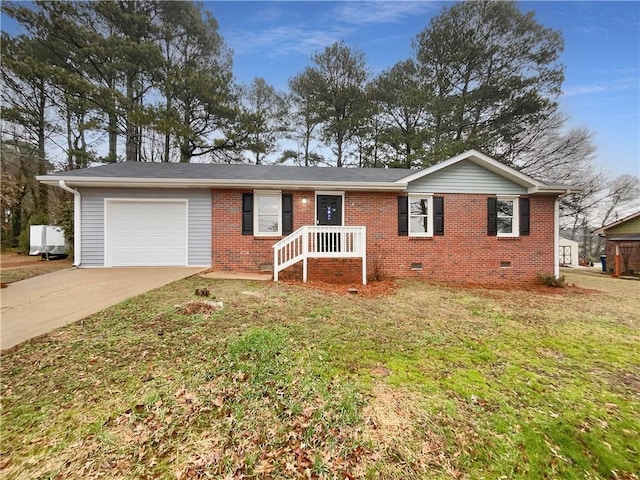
left=496, top=195, right=519, bottom=238
left=408, top=193, right=434, bottom=237
left=254, top=190, right=282, bottom=237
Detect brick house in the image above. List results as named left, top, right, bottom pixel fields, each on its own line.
left=593, top=211, right=640, bottom=276
left=38, top=150, right=580, bottom=285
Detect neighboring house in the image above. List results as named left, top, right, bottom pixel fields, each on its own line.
left=558, top=237, right=580, bottom=267
left=593, top=211, right=640, bottom=276
left=37, top=150, right=580, bottom=285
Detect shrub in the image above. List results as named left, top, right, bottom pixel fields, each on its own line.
left=368, top=245, right=386, bottom=282
left=538, top=272, right=567, bottom=287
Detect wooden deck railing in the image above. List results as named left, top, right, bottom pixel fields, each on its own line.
left=272, top=226, right=367, bottom=284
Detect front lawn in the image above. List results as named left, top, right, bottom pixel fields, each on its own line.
left=1, top=270, right=638, bottom=479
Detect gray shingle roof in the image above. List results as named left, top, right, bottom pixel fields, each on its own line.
left=50, top=162, right=415, bottom=183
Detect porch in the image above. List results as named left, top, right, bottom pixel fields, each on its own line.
left=273, top=226, right=367, bottom=284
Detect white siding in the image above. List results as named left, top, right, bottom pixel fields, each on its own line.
left=79, top=187, right=211, bottom=267
left=407, top=159, right=527, bottom=194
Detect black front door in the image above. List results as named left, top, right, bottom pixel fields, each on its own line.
left=316, top=195, right=342, bottom=226
left=316, top=195, right=342, bottom=252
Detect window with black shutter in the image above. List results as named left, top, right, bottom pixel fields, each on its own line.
left=398, top=196, right=408, bottom=236
left=519, top=197, right=530, bottom=236
left=242, top=193, right=253, bottom=235
left=487, top=197, right=497, bottom=236
left=282, top=193, right=293, bottom=235
left=434, top=196, right=444, bottom=236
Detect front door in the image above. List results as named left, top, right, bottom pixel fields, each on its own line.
left=316, top=195, right=342, bottom=226
left=316, top=195, right=342, bottom=252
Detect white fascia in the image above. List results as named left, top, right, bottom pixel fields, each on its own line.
left=528, top=185, right=584, bottom=195
left=37, top=176, right=408, bottom=192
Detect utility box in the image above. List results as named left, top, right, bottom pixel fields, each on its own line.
left=29, top=225, right=68, bottom=259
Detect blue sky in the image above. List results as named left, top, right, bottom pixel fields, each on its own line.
left=207, top=1, right=640, bottom=178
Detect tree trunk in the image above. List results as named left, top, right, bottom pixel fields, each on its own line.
left=303, top=132, right=310, bottom=167
left=162, top=126, right=171, bottom=162
left=125, top=76, right=138, bottom=162
left=164, top=95, right=171, bottom=162
left=37, top=81, right=48, bottom=216
left=108, top=112, right=118, bottom=163
left=179, top=105, right=191, bottom=163
left=66, top=98, right=74, bottom=170
left=336, top=131, right=344, bottom=167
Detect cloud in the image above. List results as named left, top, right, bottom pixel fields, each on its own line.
left=333, top=1, right=438, bottom=26
left=227, top=24, right=350, bottom=58
left=223, top=1, right=436, bottom=59
left=563, top=76, right=639, bottom=97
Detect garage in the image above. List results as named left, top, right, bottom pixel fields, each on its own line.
left=105, top=199, right=188, bottom=267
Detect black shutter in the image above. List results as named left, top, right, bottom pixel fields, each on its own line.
left=487, top=197, right=497, bottom=236
left=434, top=196, right=444, bottom=236
left=282, top=193, right=293, bottom=235
left=520, top=197, right=530, bottom=236
left=398, top=196, right=408, bottom=236
left=242, top=193, right=253, bottom=235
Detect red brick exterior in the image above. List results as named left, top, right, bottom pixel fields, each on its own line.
left=212, top=189, right=558, bottom=285
left=604, top=240, right=640, bottom=274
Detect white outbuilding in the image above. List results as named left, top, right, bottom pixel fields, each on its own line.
left=559, top=237, right=580, bottom=267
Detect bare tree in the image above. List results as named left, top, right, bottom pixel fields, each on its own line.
left=562, top=173, right=640, bottom=260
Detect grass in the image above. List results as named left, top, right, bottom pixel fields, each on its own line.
left=1, top=269, right=638, bottom=479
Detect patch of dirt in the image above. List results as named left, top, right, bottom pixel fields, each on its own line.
left=371, top=365, right=392, bottom=377
left=283, top=279, right=397, bottom=297
left=449, top=281, right=601, bottom=297
left=0, top=252, right=72, bottom=284
left=285, top=276, right=601, bottom=299
left=176, top=300, right=224, bottom=317
left=612, top=371, right=640, bottom=395
left=1, top=252, right=50, bottom=268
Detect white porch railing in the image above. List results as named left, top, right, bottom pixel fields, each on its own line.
left=272, top=226, right=367, bottom=284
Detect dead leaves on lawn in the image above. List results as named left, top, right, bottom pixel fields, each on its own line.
left=43, top=328, right=372, bottom=480
left=362, top=383, right=464, bottom=478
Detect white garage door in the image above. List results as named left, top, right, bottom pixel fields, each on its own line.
left=106, top=200, right=187, bottom=266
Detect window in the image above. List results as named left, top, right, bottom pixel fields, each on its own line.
left=398, top=195, right=444, bottom=237
left=409, top=194, right=433, bottom=236
left=488, top=196, right=520, bottom=237
left=242, top=192, right=293, bottom=237
left=254, top=191, right=281, bottom=236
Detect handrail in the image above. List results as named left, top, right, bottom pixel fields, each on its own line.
left=273, top=226, right=367, bottom=284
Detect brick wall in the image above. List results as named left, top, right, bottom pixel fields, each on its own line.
left=605, top=240, right=640, bottom=274
left=212, top=189, right=558, bottom=285
left=212, top=190, right=315, bottom=272
left=349, top=192, right=556, bottom=285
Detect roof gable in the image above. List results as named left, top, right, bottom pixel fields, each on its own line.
left=401, top=150, right=545, bottom=189
left=406, top=158, right=528, bottom=194
left=593, top=211, right=640, bottom=235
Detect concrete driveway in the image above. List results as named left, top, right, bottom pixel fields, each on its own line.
left=0, top=267, right=205, bottom=351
